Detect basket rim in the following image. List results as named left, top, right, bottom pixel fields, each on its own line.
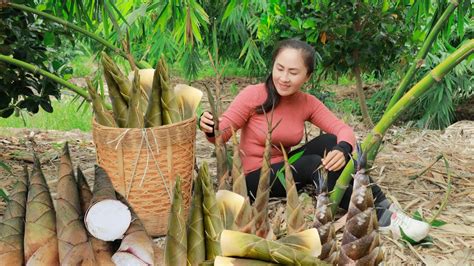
left=92, top=115, right=197, bottom=131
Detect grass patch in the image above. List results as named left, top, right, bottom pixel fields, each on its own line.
left=0, top=97, right=92, bottom=132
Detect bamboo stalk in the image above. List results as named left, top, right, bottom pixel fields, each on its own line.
left=0, top=165, right=28, bottom=265
left=0, top=54, right=89, bottom=100
left=186, top=176, right=206, bottom=266
left=369, top=2, right=460, bottom=164
left=220, top=230, right=327, bottom=265
left=85, top=165, right=131, bottom=241
left=200, top=162, right=223, bottom=260
left=330, top=39, right=474, bottom=213
left=164, top=176, right=187, bottom=266
left=7, top=2, right=147, bottom=69
left=24, top=157, right=59, bottom=265
left=56, top=143, right=96, bottom=265
left=386, top=2, right=459, bottom=110
left=76, top=167, right=114, bottom=266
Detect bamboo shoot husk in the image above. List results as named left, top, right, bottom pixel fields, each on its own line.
left=112, top=193, right=155, bottom=266
left=159, top=57, right=180, bottom=124
left=101, top=52, right=131, bottom=102
left=216, top=190, right=245, bottom=230
left=253, top=126, right=272, bottom=239
left=339, top=150, right=382, bottom=265
left=24, top=157, right=59, bottom=265
left=200, top=162, right=223, bottom=260
left=85, top=165, right=131, bottom=241
left=233, top=197, right=255, bottom=234
left=0, top=166, right=28, bottom=265
left=277, top=228, right=321, bottom=257
left=164, top=176, right=187, bottom=266
left=76, top=167, right=114, bottom=266
left=56, top=143, right=96, bottom=265
left=214, top=256, right=279, bottom=265
left=126, top=69, right=145, bottom=128
left=313, top=168, right=338, bottom=263
left=144, top=64, right=162, bottom=127
left=230, top=127, right=247, bottom=197
left=186, top=176, right=206, bottom=266
left=87, top=79, right=117, bottom=127
left=281, top=144, right=304, bottom=234
left=220, top=230, right=327, bottom=266
left=101, top=53, right=129, bottom=127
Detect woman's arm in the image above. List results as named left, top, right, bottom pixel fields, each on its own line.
left=199, top=84, right=262, bottom=143
left=307, top=95, right=356, bottom=171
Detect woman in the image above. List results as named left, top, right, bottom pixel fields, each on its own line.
left=199, top=39, right=429, bottom=242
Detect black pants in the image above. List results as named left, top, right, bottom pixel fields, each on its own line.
left=245, top=134, right=387, bottom=213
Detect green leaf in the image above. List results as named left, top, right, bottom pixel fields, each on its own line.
left=413, top=210, right=423, bottom=221
left=44, top=31, right=55, bottom=46
left=0, top=161, right=12, bottom=175
left=0, top=188, right=8, bottom=202
left=302, top=18, right=316, bottom=29
left=276, top=170, right=286, bottom=189
left=430, top=219, right=447, bottom=227
left=288, top=150, right=305, bottom=164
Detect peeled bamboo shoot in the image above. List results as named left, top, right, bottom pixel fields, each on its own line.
left=77, top=167, right=114, bottom=266
left=85, top=165, right=131, bottom=241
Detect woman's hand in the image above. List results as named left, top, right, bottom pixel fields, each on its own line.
left=199, top=111, right=216, bottom=134
left=322, top=149, right=346, bottom=171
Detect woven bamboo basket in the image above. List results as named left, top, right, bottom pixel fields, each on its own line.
left=92, top=116, right=196, bottom=236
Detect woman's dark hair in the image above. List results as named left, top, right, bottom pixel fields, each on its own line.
left=256, top=39, right=316, bottom=114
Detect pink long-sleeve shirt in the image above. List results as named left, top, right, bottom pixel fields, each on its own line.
left=207, top=83, right=356, bottom=174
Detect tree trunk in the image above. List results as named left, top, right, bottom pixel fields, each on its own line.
left=353, top=66, right=374, bottom=127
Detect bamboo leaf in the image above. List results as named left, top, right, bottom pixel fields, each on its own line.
left=0, top=188, right=9, bottom=202
left=430, top=219, right=447, bottom=227
left=0, top=161, right=12, bottom=175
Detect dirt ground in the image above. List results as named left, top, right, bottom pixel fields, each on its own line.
left=0, top=80, right=473, bottom=265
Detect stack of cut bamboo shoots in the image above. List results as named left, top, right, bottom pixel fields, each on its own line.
left=164, top=127, right=385, bottom=265
left=90, top=52, right=203, bottom=128
left=164, top=129, right=327, bottom=265
left=0, top=143, right=155, bottom=265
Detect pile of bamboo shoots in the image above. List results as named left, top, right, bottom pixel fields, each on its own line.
left=163, top=126, right=384, bottom=265
left=0, top=143, right=155, bottom=265
left=164, top=128, right=327, bottom=265
left=90, top=52, right=203, bottom=128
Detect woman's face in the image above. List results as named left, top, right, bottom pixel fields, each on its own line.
left=272, top=48, right=311, bottom=97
